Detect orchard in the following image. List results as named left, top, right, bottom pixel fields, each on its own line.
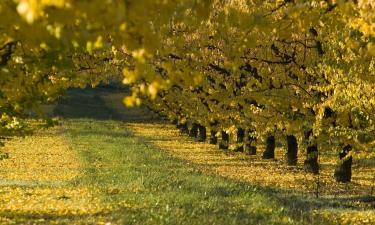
left=0, top=1, right=374, bottom=224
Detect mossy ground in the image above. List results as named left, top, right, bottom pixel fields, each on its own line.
left=0, top=88, right=373, bottom=224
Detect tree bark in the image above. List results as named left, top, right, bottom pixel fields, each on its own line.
left=234, top=128, right=245, bottom=152
left=334, top=144, right=353, bottom=183
left=303, top=144, right=319, bottom=174
left=303, top=129, right=319, bottom=174
left=237, top=128, right=245, bottom=142
left=262, top=135, right=275, bottom=159
left=219, top=131, right=229, bottom=150
left=286, top=135, right=298, bottom=166
left=209, top=130, right=218, bottom=144
left=197, top=125, right=206, bottom=142
left=178, top=122, right=189, bottom=135
left=189, top=123, right=199, bottom=138
left=244, top=129, right=256, bottom=155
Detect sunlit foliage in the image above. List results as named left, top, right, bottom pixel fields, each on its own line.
left=0, top=1, right=374, bottom=177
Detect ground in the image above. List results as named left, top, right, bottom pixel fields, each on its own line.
left=0, top=88, right=374, bottom=224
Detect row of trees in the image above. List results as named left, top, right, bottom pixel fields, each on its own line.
left=1, top=1, right=374, bottom=183
left=125, top=0, right=375, bottom=183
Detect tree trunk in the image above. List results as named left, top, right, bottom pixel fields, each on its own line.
left=178, top=122, right=189, bottom=134
left=303, top=144, right=319, bottom=174
left=246, top=146, right=257, bottom=155
left=234, top=128, right=245, bottom=152
left=197, top=125, right=206, bottom=142
left=234, top=146, right=244, bottom=152
left=262, top=135, right=275, bottom=159
left=286, top=135, right=298, bottom=166
left=237, top=128, right=245, bottom=142
left=219, top=131, right=229, bottom=150
left=244, top=129, right=256, bottom=155
left=303, top=129, right=319, bottom=174
left=334, top=145, right=353, bottom=183
left=209, top=130, right=217, bottom=144
left=189, top=123, right=199, bottom=138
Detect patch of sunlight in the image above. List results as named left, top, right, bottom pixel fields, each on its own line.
left=126, top=122, right=375, bottom=224
left=0, top=126, right=80, bottom=182
left=0, top=125, right=113, bottom=222
left=101, top=91, right=375, bottom=197
left=0, top=186, right=105, bottom=215
left=127, top=122, right=374, bottom=195
left=99, top=90, right=375, bottom=224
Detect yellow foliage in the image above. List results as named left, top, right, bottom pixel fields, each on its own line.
left=101, top=91, right=375, bottom=224
left=15, top=0, right=67, bottom=23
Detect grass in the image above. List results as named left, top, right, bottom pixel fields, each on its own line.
left=0, top=89, right=295, bottom=224
left=64, top=119, right=296, bottom=224
left=102, top=91, right=375, bottom=196
left=58, top=89, right=298, bottom=224
left=0, top=123, right=107, bottom=224
left=100, top=89, right=375, bottom=224
left=0, top=88, right=373, bottom=224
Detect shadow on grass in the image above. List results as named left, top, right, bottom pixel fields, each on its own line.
left=54, top=88, right=163, bottom=124
left=0, top=210, right=113, bottom=224
left=56, top=88, right=375, bottom=224
left=54, top=89, right=122, bottom=121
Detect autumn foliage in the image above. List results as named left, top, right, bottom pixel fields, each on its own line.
left=1, top=1, right=375, bottom=182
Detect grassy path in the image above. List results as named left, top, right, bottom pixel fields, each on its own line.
left=100, top=89, right=375, bottom=225
left=0, top=89, right=297, bottom=224
left=57, top=90, right=297, bottom=224
left=0, top=88, right=373, bottom=224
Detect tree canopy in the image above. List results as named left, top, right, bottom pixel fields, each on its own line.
left=1, top=1, right=374, bottom=161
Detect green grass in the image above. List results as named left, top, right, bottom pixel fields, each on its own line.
left=1, top=88, right=372, bottom=224
left=66, top=119, right=297, bottom=224
left=56, top=89, right=301, bottom=224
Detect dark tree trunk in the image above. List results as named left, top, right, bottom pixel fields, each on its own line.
left=262, top=135, right=275, bottom=159
left=209, top=130, right=218, bottom=144
left=237, top=128, right=245, bottom=142
left=286, top=135, right=298, bottom=166
left=189, top=123, right=199, bottom=138
left=244, top=129, right=256, bottom=155
left=246, top=145, right=257, bottom=155
left=303, top=129, right=319, bottom=174
left=197, top=125, right=206, bottom=142
left=178, top=122, right=189, bottom=134
left=234, top=128, right=245, bottom=152
left=303, top=144, right=319, bottom=174
left=334, top=145, right=353, bottom=183
left=234, top=146, right=244, bottom=152
left=219, top=131, right=229, bottom=150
